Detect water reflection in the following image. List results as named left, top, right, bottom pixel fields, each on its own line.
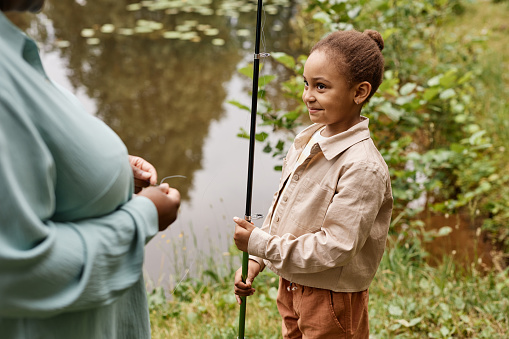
left=23, top=0, right=301, bottom=201
left=7, top=0, right=307, bottom=287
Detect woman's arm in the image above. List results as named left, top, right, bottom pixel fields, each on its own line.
left=0, top=90, right=168, bottom=318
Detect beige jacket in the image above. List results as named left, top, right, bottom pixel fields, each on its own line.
left=248, top=117, right=393, bottom=292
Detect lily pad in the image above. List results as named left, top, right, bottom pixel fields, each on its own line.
left=180, top=31, right=198, bottom=40
left=197, top=24, right=211, bottom=31
left=100, top=24, right=115, bottom=33
left=147, top=0, right=174, bottom=11
left=204, top=28, right=219, bottom=36
left=55, top=40, right=70, bottom=48
left=163, top=31, right=182, bottom=39
left=273, top=23, right=283, bottom=31
left=118, top=28, right=134, bottom=36
left=86, top=38, right=100, bottom=45
left=126, top=3, right=142, bottom=11
left=196, top=8, right=214, bottom=15
left=176, top=25, right=192, bottom=32
left=264, top=5, right=278, bottom=15
left=236, top=29, right=250, bottom=37
left=80, top=28, right=95, bottom=38
left=136, top=20, right=163, bottom=30
left=239, top=4, right=254, bottom=12
left=134, top=26, right=153, bottom=33
left=211, top=38, right=225, bottom=46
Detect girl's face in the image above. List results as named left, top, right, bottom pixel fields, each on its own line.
left=302, top=50, right=361, bottom=137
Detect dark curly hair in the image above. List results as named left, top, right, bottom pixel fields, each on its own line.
left=310, top=29, right=385, bottom=102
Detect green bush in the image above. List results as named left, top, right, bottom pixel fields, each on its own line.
left=231, top=0, right=509, bottom=255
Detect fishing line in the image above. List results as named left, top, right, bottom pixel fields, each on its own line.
left=159, top=175, right=187, bottom=185
left=153, top=173, right=193, bottom=296
left=261, top=4, right=267, bottom=59
left=241, top=3, right=269, bottom=131
left=260, top=2, right=268, bottom=89
left=170, top=259, right=195, bottom=296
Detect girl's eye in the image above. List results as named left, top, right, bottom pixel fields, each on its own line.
left=317, top=83, right=326, bottom=90
left=303, top=80, right=309, bottom=87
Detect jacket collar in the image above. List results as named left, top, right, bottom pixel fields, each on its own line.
left=294, top=117, right=371, bottom=161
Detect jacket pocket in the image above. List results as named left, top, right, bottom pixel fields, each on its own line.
left=288, top=177, right=333, bottom=233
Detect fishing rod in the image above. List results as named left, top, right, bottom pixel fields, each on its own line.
left=239, top=0, right=268, bottom=337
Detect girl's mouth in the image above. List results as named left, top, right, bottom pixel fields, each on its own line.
left=308, top=108, right=322, bottom=114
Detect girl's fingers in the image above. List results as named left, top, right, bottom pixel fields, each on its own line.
left=234, top=285, right=255, bottom=296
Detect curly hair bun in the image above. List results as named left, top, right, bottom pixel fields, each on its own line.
left=364, top=29, right=384, bottom=51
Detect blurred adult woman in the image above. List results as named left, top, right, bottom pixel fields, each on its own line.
left=0, top=1, right=180, bottom=338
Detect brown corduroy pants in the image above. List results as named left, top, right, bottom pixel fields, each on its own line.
left=276, top=278, right=370, bottom=339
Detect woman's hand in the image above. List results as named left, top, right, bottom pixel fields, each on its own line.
left=138, top=184, right=180, bottom=231
left=234, top=260, right=261, bottom=305
left=129, top=155, right=157, bottom=193
left=233, top=216, right=255, bottom=252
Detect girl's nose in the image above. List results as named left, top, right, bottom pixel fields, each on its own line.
left=302, top=89, right=316, bottom=103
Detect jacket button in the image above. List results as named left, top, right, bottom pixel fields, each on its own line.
left=294, top=174, right=299, bottom=181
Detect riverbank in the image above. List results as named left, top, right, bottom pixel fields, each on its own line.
left=148, top=238, right=508, bottom=338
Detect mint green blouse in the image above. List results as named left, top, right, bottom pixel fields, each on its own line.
left=0, top=12, right=159, bottom=339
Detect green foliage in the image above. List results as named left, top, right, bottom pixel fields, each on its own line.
left=228, top=58, right=308, bottom=166
left=230, top=0, right=509, bottom=254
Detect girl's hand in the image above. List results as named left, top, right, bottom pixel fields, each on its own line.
left=129, top=155, right=157, bottom=193
left=233, top=216, right=255, bottom=252
left=234, top=260, right=261, bottom=304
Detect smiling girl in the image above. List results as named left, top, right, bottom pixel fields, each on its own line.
left=233, top=29, right=393, bottom=338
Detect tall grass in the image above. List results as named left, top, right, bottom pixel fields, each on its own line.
left=369, top=238, right=508, bottom=338
left=449, top=0, right=509, bottom=152
left=148, top=237, right=508, bottom=338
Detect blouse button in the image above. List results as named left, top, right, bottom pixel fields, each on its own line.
left=276, top=217, right=280, bottom=222
left=294, top=174, right=299, bottom=181
left=283, top=196, right=288, bottom=202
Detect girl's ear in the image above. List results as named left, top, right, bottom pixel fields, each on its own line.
left=354, top=81, right=371, bottom=105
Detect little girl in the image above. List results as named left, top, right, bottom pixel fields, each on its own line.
left=233, top=29, right=393, bottom=338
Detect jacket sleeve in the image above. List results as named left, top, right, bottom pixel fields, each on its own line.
left=248, top=152, right=294, bottom=271
left=248, top=190, right=280, bottom=270
left=0, top=90, right=158, bottom=318
left=247, top=160, right=388, bottom=274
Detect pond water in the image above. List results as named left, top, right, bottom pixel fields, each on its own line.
left=9, top=0, right=308, bottom=290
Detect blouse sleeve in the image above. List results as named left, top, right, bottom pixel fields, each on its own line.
left=0, top=89, right=158, bottom=318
